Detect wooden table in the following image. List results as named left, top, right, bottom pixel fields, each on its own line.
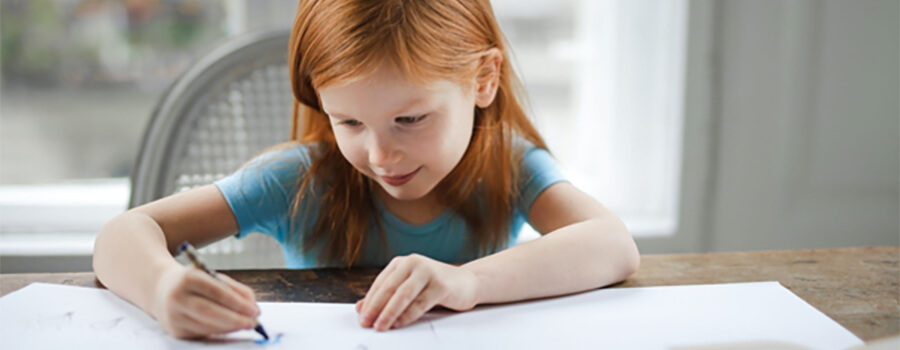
left=2, top=246, right=897, bottom=342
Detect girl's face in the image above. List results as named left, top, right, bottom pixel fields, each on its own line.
left=318, top=61, right=477, bottom=201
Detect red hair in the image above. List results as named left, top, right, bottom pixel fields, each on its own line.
left=286, top=0, right=547, bottom=266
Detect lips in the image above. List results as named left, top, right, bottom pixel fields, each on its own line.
left=380, top=167, right=421, bottom=186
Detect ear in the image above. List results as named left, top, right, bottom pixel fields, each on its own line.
left=474, top=48, right=503, bottom=109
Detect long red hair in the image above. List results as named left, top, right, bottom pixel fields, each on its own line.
left=286, top=0, right=547, bottom=267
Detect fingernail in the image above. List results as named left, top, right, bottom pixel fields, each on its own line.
left=359, top=314, right=370, bottom=325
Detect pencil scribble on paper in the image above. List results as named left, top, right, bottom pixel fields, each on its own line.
left=36, top=311, right=75, bottom=331
left=254, top=333, right=284, bottom=345
left=90, top=317, right=124, bottom=330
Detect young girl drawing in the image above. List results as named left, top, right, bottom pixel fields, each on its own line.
left=93, top=0, right=640, bottom=339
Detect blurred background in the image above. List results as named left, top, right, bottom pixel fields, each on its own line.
left=0, top=0, right=897, bottom=272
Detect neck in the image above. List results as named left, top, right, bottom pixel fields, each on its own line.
left=373, top=185, right=444, bottom=226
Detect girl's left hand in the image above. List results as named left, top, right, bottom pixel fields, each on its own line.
left=356, top=254, right=480, bottom=331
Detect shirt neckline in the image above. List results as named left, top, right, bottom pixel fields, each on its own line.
left=373, top=195, right=452, bottom=235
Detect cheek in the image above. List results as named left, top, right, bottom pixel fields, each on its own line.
left=420, top=114, right=473, bottom=169
left=333, top=132, right=368, bottom=171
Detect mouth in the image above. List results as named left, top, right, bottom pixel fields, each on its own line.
left=380, top=167, right=422, bottom=186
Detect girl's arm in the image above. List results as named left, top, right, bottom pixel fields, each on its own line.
left=463, top=181, right=640, bottom=304
left=93, top=184, right=261, bottom=338
left=357, top=181, right=640, bottom=331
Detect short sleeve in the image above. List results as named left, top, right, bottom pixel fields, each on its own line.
left=213, top=144, right=312, bottom=244
left=516, top=146, right=568, bottom=215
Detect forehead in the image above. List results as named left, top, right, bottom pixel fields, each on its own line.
left=318, top=62, right=463, bottom=116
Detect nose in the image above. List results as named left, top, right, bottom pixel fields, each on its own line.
left=367, top=132, right=402, bottom=169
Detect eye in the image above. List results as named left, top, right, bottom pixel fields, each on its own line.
left=339, top=119, right=361, bottom=127
left=395, top=115, right=427, bottom=124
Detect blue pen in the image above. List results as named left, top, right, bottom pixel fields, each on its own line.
left=177, top=241, right=270, bottom=341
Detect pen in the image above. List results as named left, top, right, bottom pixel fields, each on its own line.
left=177, top=241, right=270, bottom=341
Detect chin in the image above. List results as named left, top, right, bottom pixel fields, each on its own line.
left=378, top=182, right=434, bottom=201
left=382, top=188, right=426, bottom=201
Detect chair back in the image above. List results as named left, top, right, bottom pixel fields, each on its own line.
left=130, top=30, right=295, bottom=269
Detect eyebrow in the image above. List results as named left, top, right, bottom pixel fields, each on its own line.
left=325, top=97, right=430, bottom=120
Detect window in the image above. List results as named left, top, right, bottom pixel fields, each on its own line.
left=0, top=0, right=299, bottom=257
left=0, top=0, right=686, bottom=257
left=495, top=0, right=688, bottom=240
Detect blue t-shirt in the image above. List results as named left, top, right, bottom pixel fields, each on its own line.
left=213, top=141, right=567, bottom=268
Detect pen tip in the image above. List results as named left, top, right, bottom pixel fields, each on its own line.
left=255, top=324, right=269, bottom=340
left=177, top=241, right=189, bottom=254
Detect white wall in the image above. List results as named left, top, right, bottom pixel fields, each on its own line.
left=639, top=0, right=898, bottom=254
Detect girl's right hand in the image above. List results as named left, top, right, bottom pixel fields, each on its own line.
left=151, top=265, right=261, bottom=339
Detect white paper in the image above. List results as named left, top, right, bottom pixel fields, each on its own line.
left=0, top=281, right=863, bottom=349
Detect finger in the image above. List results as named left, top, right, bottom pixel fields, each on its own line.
left=360, top=260, right=411, bottom=327
left=168, top=316, right=207, bottom=339
left=359, top=258, right=401, bottom=315
left=185, top=270, right=259, bottom=317
left=363, top=259, right=399, bottom=304
left=181, top=295, right=258, bottom=334
left=360, top=260, right=410, bottom=326
left=178, top=307, right=253, bottom=338
left=356, top=299, right=364, bottom=313
left=216, top=273, right=257, bottom=300
left=216, top=273, right=260, bottom=315
left=177, top=310, right=225, bottom=338
left=167, top=302, right=235, bottom=339
left=393, top=287, right=442, bottom=329
left=373, top=270, right=428, bottom=331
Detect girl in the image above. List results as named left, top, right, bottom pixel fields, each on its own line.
left=93, top=0, right=640, bottom=339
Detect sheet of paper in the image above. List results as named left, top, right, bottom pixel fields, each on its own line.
left=0, top=281, right=863, bottom=349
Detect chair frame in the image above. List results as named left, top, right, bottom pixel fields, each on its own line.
left=129, top=29, right=292, bottom=208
